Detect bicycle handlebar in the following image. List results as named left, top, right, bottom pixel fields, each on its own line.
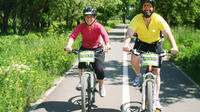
left=130, top=49, right=171, bottom=57
left=64, top=48, right=103, bottom=54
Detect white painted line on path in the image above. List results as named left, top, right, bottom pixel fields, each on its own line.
left=122, top=24, right=131, bottom=112
left=122, top=51, right=131, bottom=112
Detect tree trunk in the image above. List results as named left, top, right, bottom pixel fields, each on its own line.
left=122, top=14, right=126, bottom=24
left=195, top=18, right=200, bottom=29
left=13, top=11, right=18, bottom=34
left=2, top=10, right=10, bottom=34
left=122, top=7, right=126, bottom=24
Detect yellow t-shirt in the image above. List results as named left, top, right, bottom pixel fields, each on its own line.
left=128, top=13, right=169, bottom=44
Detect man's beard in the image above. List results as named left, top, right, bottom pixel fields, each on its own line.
left=142, top=10, right=154, bottom=18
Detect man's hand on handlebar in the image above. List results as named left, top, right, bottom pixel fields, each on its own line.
left=170, top=47, right=178, bottom=54
left=123, top=46, right=131, bottom=52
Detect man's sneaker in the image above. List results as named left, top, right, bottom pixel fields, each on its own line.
left=132, top=75, right=141, bottom=87
left=99, top=86, right=106, bottom=97
left=153, top=99, right=162, bottom=110
left=76, top=82, right=82, bottom=91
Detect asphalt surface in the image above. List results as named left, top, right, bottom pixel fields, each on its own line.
left=30, top=24, right=200, bottom=112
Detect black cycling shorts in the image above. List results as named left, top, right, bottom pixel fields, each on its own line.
left=78, top=46, right=105, bottom=80
left=133, top=38, right=163, bottom=68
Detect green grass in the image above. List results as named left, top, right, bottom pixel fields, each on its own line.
left=163, top=26, right=200, bottom=86
left=0, top=28, right=80, bottom=111
left=104, top=20, right=123, bottom=31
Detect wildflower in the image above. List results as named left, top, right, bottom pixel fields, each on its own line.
left=5, top=78, right=9, bottom=81
left=31, top=71, right=36, bottom=73
left=62, top=56, right=67, bottom=61
left=20, top=70, right=26, bottom=73
left=19, top=88, right=22, bottom=91
left=37, top=48, right=42, bottom=53
left=15, top=35, right=19, bottom=39
left=8, top=41, right=11, bottom=45
left=20, top=97, right=23, bottom=101
left=0, top=68, right=2, bottom=74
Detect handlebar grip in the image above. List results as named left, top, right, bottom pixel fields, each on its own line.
left=72, top=49, right=79, bottom=54
left=64, top=48, right=79, bottom=54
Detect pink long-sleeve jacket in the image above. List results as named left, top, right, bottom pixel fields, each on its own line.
left=69, top=21, right=110, bottom=49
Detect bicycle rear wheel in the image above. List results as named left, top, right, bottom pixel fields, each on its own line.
left=146, top=81, right=153, bottom=112
left=81, top=73, right=89, bottom=112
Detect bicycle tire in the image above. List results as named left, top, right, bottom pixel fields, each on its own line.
left=87, top=73, right=97, bottom=111
left=146, top=81, right=153, bottom=112
left=81, top=73, right=89, bottom=112
left=87, top=76, right=92, bottom=111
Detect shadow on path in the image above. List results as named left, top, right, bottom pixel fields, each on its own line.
left=31, top=95, right=121, bottom=112
left=160, top=61, right=200, bottom=106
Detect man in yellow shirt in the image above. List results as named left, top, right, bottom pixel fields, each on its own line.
left=123, top=0, right=178, bottom=110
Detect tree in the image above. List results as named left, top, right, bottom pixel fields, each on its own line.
left=97, top=0, right=122, bottom=25
left=120, top=0, right=136, bottom=23
left=156, top=0, right=200, bottom=28
left=0, top=0, right=17, bottom=33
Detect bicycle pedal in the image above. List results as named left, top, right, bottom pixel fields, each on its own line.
left=92, top=99, right=95, bottom=103
left=75, top=87, right=81, bottom=91
left=94, top=88, right=98, bottom=92
left=139, top=87, right=142, bottom=92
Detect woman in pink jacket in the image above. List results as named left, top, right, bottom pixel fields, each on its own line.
left=65, top=6, right=111, bottom=97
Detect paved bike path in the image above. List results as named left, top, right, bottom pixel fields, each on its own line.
left=30, top=24, right=200, bottom=112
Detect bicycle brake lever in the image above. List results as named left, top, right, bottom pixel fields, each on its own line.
left=132, top=49, right=140, bottom=56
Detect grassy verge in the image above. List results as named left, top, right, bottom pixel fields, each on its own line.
left=163, top=26, right=200, bottom=86
left=104, top=20, right=124, bottom=31
left=0, top=20, right=121, bottom=112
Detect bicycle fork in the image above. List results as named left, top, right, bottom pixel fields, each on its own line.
left=89, top=73, right=96, bottom=101
left=141, top=72, right=157, bottom=110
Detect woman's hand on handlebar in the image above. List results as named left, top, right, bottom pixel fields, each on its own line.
left=65, top=46, right=72, bottom=52
left=104, top=43, right=111, bottom=52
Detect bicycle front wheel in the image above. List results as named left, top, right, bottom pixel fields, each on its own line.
left=81, top=73, right=89, bottom=112
left=146, top=81, right=153, bottom=112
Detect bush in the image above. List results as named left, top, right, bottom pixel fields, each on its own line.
left=163, top=26, right=200, bottom=85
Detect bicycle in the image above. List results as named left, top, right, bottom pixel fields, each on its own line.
left=131, top=49, right=170, bottom=112
left=65, top=48, right=103, bottom=112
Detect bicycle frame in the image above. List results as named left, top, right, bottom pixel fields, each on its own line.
left=130, top=49, right=170, bottom=112
left=66, top=49, right=101, bottom=112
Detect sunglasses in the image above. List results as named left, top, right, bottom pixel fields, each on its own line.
left=143, top=4, right=153, bottom=9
